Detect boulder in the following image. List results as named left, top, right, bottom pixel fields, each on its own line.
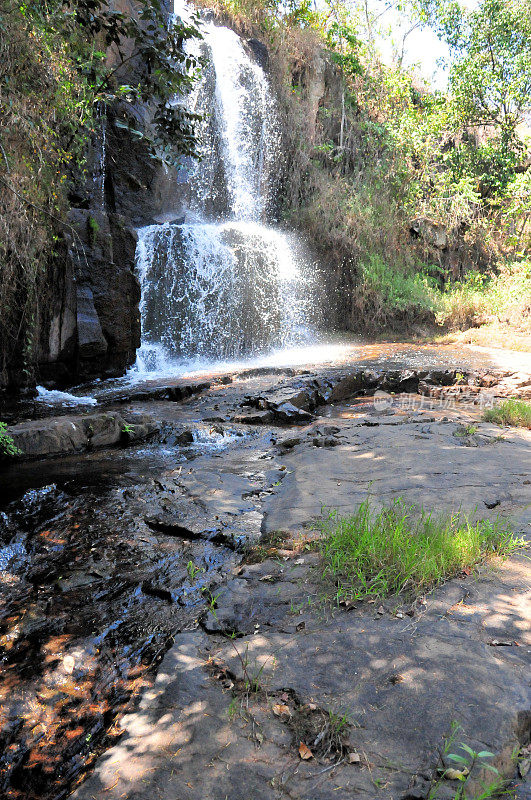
left=6, top=411, right=159, bottom=460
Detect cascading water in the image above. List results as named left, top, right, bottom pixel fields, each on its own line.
left=93, top=103, right=107, bottom=211
left=134, top=3, right=316, bottom=374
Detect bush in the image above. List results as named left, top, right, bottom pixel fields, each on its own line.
left=437, top=261, right=531, bottom=330
left=360, top=254, right=437, bottom=314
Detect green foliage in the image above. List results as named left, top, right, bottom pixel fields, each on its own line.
left=318, top=498, right=523, bottom=601
left=0, top=423, right=21, bottom=459
left=437, top=260, right=531, bottom=328
left=187, top=561, right=205, bottom=581
left=16, top=0, right=204, bottom=165
left=419, top=0, right=531, bottom=131
left=361, top=254, right=437, bottom=314
left=325, top=21, right=363, bottom=78
left=483, top=399, right=531, bottom=429
left=429, top=723, right=503, bottom=799
left=88, top=215, right=100, bottom=237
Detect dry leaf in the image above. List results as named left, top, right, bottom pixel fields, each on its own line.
left=306, top=702, right=317, bottom=711
left=299, top=742, right=313, bottom=760
left=348, top=752, right=361, bottom=764
left=272, top=703, right=291, bottom=717
left=444, top=767, right=469, bottom=781
left=339, top=598, right=355, bottom=609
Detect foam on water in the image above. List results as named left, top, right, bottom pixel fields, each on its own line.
left=36, top=386, right=98, bottom=407
left=127, top=340, right=356, bottom=383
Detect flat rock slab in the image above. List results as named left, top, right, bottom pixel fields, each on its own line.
left=73, top=553, right=530, bottom=800
left=263, top=416, right=531, bottom=534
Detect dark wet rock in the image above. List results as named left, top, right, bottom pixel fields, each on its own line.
left=76, top=285, right=108, bottom=358
left=246, top=37, right=269, bottom=70
left=312, top=436, right=340, bottom=447
left=6, top=411, right=159, bottom=459
left=279, top=437, right=301, bottom=450
left=329, top=371, right=377, bottom=401
left=144, top=513, right=219, bottom=541
left=98, top=380, right=211, bottom=404
left=67, top=209, right=141, bottom=380
left=273, top=402, right=314, bottom=424
left=141, top=581, right=173, bottom=602
left=232, top=409, right=274, bottom=425
left=57, top=572, right=101, bottom=593
left=82, top=412, right=122, bottom=447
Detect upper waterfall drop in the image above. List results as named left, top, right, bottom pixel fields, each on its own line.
left=134, top=2, right=317, bottom=373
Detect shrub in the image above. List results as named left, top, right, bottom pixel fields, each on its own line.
left=437, top=261, right=531, bottom=330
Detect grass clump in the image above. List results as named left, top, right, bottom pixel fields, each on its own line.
left=319, top=498, right=523, bottom=601
left=483, top=399, right=531, bottom=429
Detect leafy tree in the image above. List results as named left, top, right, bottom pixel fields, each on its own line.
left=414, top=0, right=531, bottom=133
left=18, top=0, right=205, bottom=165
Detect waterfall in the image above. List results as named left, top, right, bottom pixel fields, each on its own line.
left=134, top=3, right=316, bottom=374
left=93, top=103, right=107, bottom=211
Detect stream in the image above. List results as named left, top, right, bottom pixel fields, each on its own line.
left=1, top=0, right=529, bottom=796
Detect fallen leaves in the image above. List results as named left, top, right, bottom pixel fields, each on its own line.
left=298, top=742, right=313, bottom=760
left=348, top=752, right=361, bottom=764
left=272, top=703, right=291, bottom=718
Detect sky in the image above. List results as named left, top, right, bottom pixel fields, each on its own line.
left=363, top=0, right=479, bottom=89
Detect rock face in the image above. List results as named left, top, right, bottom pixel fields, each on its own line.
left=25, top=2, right=181, bottom=391
left=66, top=209, right=141, bottom=379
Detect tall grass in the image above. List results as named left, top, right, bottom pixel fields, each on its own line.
left=360, top=254, right=437, bottom=314
left=319, top=498, right=523, bottom=601
left=436, top=261, right=531, bottom=330
left=483, top=399, right=531, bottom=429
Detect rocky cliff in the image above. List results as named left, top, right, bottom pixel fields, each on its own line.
left=23, top=3, right=181, bottom=391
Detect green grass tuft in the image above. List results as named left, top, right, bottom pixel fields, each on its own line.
left=319, top=498, right=524, bottom=602
left=483, top=399, right=531, bottom=429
